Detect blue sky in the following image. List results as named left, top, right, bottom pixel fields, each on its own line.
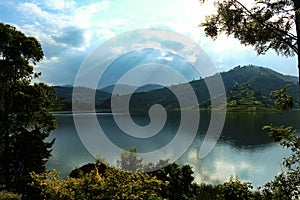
left=0, top=0, right=298, bottom=86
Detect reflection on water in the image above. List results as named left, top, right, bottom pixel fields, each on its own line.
left=47, top=111, right=300, bottom=187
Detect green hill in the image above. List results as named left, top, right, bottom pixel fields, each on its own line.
left=100, top=65, right=299, bottom=112
left=53, top=65, right=299, bottom=112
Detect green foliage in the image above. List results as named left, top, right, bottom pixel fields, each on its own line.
left=262, top=125, right=300, bottom=199
left=192, top=183, right=219, bottom=200
left=201, top=0, right=300, bottom=84
left=200, top=0, right=298, bottom=57
left=32, top=167, right=268, bottom=200
left=116, top=148, right=198, bottom=199
left=32, top=149, right=268, bottom=200
left=261, top=86, right=300, bottom=199
left=149, top=163, right=195, bottom=199
left=0, top=191, right=21, bottom=200
left=271, top=84, right=294, bottom=111
left=226, top=82, right=273, bottom=111
left=33, top=162, right=265, bottom=200
left=0, top=22, right=56, bottom=198
left=216, top=177, right=254, bottom=200
left=31, top=167, right=163, bottom=200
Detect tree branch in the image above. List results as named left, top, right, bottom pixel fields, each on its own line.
left=233, top=0, right=298, bottom=54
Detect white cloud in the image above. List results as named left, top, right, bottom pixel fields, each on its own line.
left=17, top=2, right=51, bottom=20
left=42, top=56, right=60, bottom=64
left=43, top=0, right=76, bottom=11
left=96, top=29, right=116, bottom=41
left=157, top=56, right=174, bottom=61
left=73, top=1, right=110, bottom=28
left=16, top=1, right=111, bottom=51
left=17, top=2, right=70, bottom=29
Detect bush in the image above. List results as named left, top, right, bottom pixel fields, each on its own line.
left=31, top=165, right=163, bottom=200
left=0, top=191, right=21, bottom=200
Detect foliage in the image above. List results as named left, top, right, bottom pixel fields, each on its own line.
left=116, top=150, right=262, bottom=199
left=116, top=148, right=197, bottom=199
left=0, top=22, right=56, bottom=198
left=226, top=82, right=273, bottom=111
left=31, top=167, right=164, bottom=200
left=200, top=0, right=300, bottom=82
left=216, top=177, right=254, bottom=200
left=117, top=147, right=144, bottom=172
left=200, top=0, right=299, bottom=57
left=32, top=163, right=267, bottom=200
left=0, top=191, right=21, bottom=200
left=271, top=84, right=294, bottom=111
left=149, top=163, right=195, bottom=199
left=32, top=147, right=269, bottom=200
left=192, top=183, right=219, bottom=200
left=261, top=86, right=300, bottom=199
left=262, top=125, right=300, bottom=199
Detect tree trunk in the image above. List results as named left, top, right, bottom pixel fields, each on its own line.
left=294, top=1, right=300, bottom=86
left=296, top=30, right=300, bottom=86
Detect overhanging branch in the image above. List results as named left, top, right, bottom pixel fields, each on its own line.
left=233, top=0, right=298, bottom=54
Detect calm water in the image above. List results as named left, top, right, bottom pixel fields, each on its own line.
left=46, top=111, right=300, bottom=187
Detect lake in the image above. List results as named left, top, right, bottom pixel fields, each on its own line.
left=46, top=111, right=300, bottom=188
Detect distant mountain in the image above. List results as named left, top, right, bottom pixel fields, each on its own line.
left=53, top=86, right=73, bottom=101
left=100, top=84, right=163, bottom=95
left=53, top=86, right=112, bottom=111
left=53, top=65, right=299, bottom=111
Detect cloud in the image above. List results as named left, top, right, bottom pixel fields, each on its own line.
left=2, top=0, right=297, bottom=86
left=43, top=0, right=76, bottom=11
left=17, top=2, right=53, bottom=21
left=157, top=56, right=174, bottom=61
left=52, top=26, right=85, bottom=48
left=42, top=56, right=60, bottom=64
left=96, top=28, right=117, bottom=41
left=16, top=1, right=111, bottom=49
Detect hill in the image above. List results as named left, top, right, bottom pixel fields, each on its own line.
left=100, top=65, right=299, bottom=112
left=53, top=65, right=299, bottom=112
left=53, top=86, right=112, bottom=111
left=99, top=84, right=163, bottom=95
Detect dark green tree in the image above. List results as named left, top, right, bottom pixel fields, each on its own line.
left=200, top=0, right=300, bottom=83
left=150, top=163, right=195, bottom=199
left=0, top=23, right=56, bottom=198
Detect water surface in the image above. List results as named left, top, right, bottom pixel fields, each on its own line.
left=47, top=111, right=300, bottom=187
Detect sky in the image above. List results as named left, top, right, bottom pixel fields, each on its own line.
left=0, top=0, right=298, bottom=86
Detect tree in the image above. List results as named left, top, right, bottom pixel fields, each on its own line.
left=200, top=0, right=300, bottom=83
left=149, top=163, right=196, bottom=199
left=0, top=22, right=56, bottom=198
left=261, top=87, right=299, bottom=199
left=117, top=147, right=144, bottom=172
left=216, top=177, right=254, bottom=200
left=262, top=125, right=300, bottom=199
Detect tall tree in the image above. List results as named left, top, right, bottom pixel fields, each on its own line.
left=0, top=22, right=56, bottom=198
left=200, top=0, right=300, bottom=83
